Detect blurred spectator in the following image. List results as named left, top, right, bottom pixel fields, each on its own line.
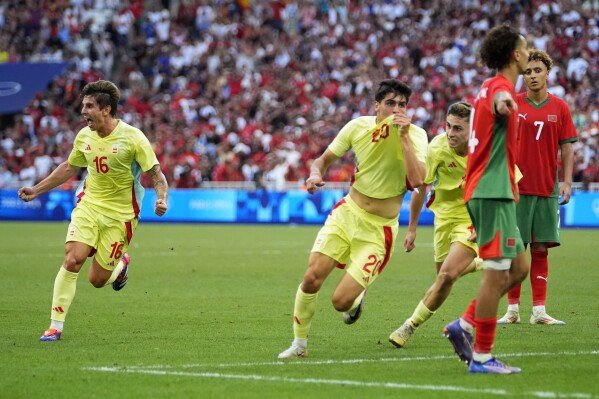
left=0, top=0, right=597, bottom=190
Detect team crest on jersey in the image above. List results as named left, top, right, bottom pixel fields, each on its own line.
left=548, top=115, right=557, bottom=122
left=112, top=145, right=119, bottom=154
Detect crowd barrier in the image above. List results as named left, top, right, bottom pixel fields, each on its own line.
left=1, top=189, right=597, bottom=227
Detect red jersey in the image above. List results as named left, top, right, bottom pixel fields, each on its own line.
left=516, top=93, right=578, bottom=197
left=464, top=75, right=519, bottom=202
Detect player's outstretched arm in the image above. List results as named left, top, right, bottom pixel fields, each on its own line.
left=493, top=90, right=518, bottom=117
left=147, top=164, right=168, bottom=216
left=18, top=161, right=80, bottom=202
left=404, top=185, right=428, bottom=252
left=559, top=142, right=574, bottom=205
left=305, top=149, right=338, bottom=195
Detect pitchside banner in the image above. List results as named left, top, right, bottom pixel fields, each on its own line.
left=1, top=189, right=597, bottom=227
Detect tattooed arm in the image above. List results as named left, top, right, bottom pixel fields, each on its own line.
left=147, top=164, right=168, bottom=216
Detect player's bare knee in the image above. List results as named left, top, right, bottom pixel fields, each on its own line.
left=89, top=277, right=105, bottom=288
left=301, top=270, right=323, bottom=293
left=331, top=296, right=352, bottom=312
left=63, top=254, right=85, bottom=272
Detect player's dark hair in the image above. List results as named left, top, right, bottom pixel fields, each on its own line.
left=81, top=80, right=120, bottom=116
left=447, top=101, right=472, bottom=120
left=375, top=79, right=412, bottom=103
left=479, top=24, right=523, bottom=71
left=528, top=49, right=553, bottom=71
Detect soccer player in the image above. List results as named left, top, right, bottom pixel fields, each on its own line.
left=443, top=24, right=530, bottom=374
left=18, top=80, right=168, bottom=341
left=278, top=80, right=428, bottom=358
left=389, top=102, right=483, bottom=348
left=497, top=50, right=577, bottom=325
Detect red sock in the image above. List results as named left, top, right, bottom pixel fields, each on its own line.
left=531, top=249, right=548, bottom=306
left=462, top=299, right=476, bottom=326
left=507, top=284, right=521, bottom=305
left=474, top=316, right=497, bottom=354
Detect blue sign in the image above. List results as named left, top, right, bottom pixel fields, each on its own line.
left=0, top=62, right=68, bottom=114
left=563, top=193, right=599, bottom=227
left=1, top=188, right=596, bottom=228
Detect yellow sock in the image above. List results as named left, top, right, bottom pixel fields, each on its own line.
left=50, top=267, right=78, bottom=322
left=409, top=300, right=435, bottom=327
left=293, top=285, right=318, bottom=340
left=105, top=258, right=125, bottom=286
left=348, top=290, right=366, bottom=312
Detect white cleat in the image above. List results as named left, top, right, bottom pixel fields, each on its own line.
left=389, top=322, right=415, bottom=348
left=530, top=312, right=565, bottom=325
left=497, top=310, right=520, bottom=324
left=277, top=343, right=308, bottom=359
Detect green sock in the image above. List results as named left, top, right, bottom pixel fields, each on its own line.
left=293, top=285, right=318, bottom=340
left=50, top=267, right=78, bottom=322
left=409, top=300, right=435, bottom=327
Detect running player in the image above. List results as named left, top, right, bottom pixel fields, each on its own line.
left=389, top=101, right=482, bottom=348
left=278, top=79, right=428, bottom=358
left=19, top=80, right=168, bottom=341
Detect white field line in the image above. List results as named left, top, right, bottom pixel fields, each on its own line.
left=122, top=349, right=599, bottom=370
left=84, top=366, right=595, bottom=398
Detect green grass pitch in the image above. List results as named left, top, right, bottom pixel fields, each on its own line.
left=1, top=222, right=597, bottom=398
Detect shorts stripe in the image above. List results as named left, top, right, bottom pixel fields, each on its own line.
left=125, top=221, right=133, bottom=244
left=378, top=226, right=393, bottom=274
left=131, top=185, right=140, bottom=218
left=331, top=198, right=346, bottom=213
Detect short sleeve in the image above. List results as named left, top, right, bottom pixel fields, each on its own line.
left=67, top=132, right=87, bottom=167
left=558, top=101, right=578, bottom=144
left=134, top=133, right=159, bottom=172
left=424, top=140, right=440, bottom=185
left=328, top=119, right=356, bottom=157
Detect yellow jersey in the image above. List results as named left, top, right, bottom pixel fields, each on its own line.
left=328, top=115, right=428, bottom=199
left=424, top=133, right=470, bottom=221
left=67, top=120, right=159, bottom=222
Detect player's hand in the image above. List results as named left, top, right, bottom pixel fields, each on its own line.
left=18, top=187, right=37, bottom=202
left=495, top=97, right=518, bottom=117
left=154, top=198, right=167, bottom=216
left=392, top=113, right=412, bottom=137
left=305, top=175, right=325, bottom=194
left=558, top=182, right=572, bottom=205
left=404, top=230, right=416, bottom=252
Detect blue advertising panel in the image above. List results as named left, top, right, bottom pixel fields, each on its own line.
left=563, top=192, right=599, bottom=227
left=0, top=63, right=68, bottom=114
left=1, top=188, right=596, bottom=227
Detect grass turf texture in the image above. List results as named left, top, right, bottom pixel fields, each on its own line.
left=1, top=222, right=597, bottom=398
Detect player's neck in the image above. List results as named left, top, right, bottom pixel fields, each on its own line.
left=526, top=88, right=548, bottom=104
left=454, top=145, right=467, bottom=157
left=97, top=118, right=119, bottom=138
left=497, top=66, right=518, bottom=86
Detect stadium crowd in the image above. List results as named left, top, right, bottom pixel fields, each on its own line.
left=0, top=0, right=597, bottom=190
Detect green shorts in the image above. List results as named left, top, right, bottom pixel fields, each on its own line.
left=516, top=195, right=560, bottom=247
left=466, top=198, right=524, bottom=260
left=433, top=217, right=478, bottom=263
left=67, top=205, right=138, bottom=271
left=311, top=195, right=398, bottom=288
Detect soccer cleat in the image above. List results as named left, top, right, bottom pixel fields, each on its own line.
left=497, top=310, right=521, bottom=324
left=530, top=312, right=565, bottom=325
left=112, top=253, right=131, bottom=291
left=40, top=328, right=62, bottom=342
left=443, top=319, right=473, bottom=364
left=343, top=291, right=366, bottom=325
left=277, top=343, right=308, bottom=359
left=468, top=357, right=521, bottom=374
left=389, top=321, right=415, bottom=348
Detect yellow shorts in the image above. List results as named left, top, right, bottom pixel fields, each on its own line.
left=433, top=217, right=478, bottom=263
left=311, top=195, right=398, bottom=288
left=66, top=205, right=138, bottom=271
